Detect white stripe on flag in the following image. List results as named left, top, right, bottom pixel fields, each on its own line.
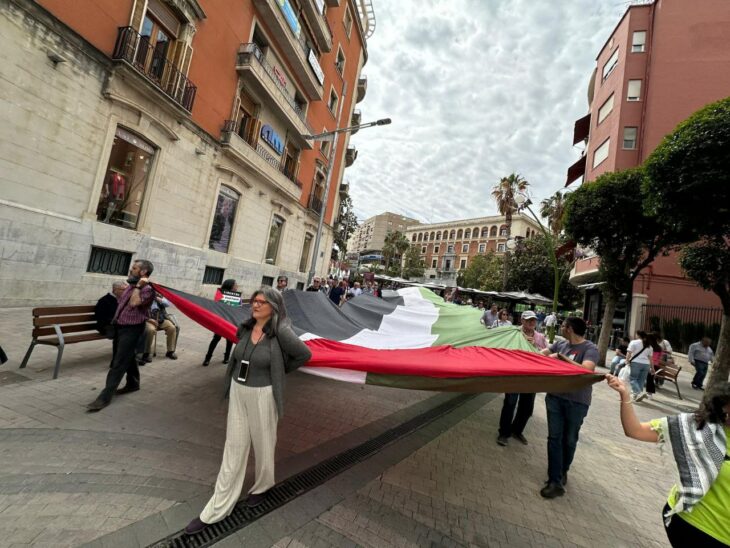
left=298, top=366, right=367, bottom=384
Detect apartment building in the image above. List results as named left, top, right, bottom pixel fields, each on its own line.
left=0, top=0, right=374, bottom=304
left=347, top=211, right=420, bottom=262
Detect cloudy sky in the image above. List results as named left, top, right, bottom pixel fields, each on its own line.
left=345, top=0, right=628, bottom=224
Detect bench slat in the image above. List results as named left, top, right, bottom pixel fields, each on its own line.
left=33, top=305, right=96, bottom=316
left=34, top=314, right=97, bottom=327
left=37, top=333, right=107, bottom=346
left=33, top=324, right=100, bottom=338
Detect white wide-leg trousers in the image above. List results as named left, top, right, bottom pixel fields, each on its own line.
left=200, top=382, right=278, bottom=523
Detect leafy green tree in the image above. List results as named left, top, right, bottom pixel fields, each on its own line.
left=382, top=231, right=410, bottom=277
left=334, top=194, right=358, bottom=255
left=458, top=253, right=503, bottom=291
left=492, top=173, right=529, bottom=290
left=644, top=97, right=730, bottom=387
left=401, top=245, right=425, bottom=279
left=539, top=191, right=567, bottom=236
left=507, top=234, right=581, bottom=309
left=563, top=168, right=670, bottom=366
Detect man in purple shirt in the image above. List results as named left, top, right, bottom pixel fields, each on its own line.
left=87, top=260, right=155, bottom=412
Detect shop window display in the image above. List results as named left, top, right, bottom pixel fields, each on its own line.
left=96, top=128, right=155, bottom=230
left=209, top=186, right=240, bottom=253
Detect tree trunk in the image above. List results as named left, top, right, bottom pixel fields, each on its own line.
left=596, top=294, right=617, bottom=368
left=707, top=313, right=730, bottom=390
left=502, top=213, right=512, bottom=291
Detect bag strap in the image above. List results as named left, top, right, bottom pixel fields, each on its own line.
left=627, top=345, right=648, bottom=364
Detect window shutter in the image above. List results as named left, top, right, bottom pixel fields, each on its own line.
left=147, top=0, right=181, bottom=38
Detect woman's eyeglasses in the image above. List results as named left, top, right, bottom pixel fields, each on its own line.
left=252, top=299, right=269, bottom=306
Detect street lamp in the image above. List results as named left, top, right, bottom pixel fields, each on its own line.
left=305, top=115, right=391, bottom=286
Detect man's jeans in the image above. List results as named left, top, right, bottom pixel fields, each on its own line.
left=546, top=394, right=589, bottom=485
left=692, top=360, right=709, bottom=388
left=498, top=393, right=535, bottom=437
left=630, top=362, right=650, bottom=395
left=99, top=323, right=145, bottom=403
left=609, top=356, right=625, bottom=375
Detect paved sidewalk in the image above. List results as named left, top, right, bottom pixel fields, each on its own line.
left=0, top=304, right=707, bottom=547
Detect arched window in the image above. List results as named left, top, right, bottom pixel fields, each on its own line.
left=526, top=228, right=531, bottom=238
left=490, top=226, right=497, bottom=237
left=464, top=228, right=471, bottom=239
left=412, top=233, right=417, bottom=242
left=499, top=225, right=508, bottom=237
left=430, top=231, right=435, bottom=241
left=473, top=226, right=480, bottom=238
left=442, top=230, right=448, bottom=240
left=435, top=231, right=441, bottom=240
left=417, top=233, right=423, bottom=242
left=457, top=229, right=463, bottom=239
left=449, top=230, right=456, bottom=240
left=481, top=227, right=488, bottom=237
left=532, top=230, right=537, bottom=238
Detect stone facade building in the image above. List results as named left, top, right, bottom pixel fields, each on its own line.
left=347, top=211, right=420, bottom=262
left=0, top=0, right=373, bottom=305
left=405, top=214, right=541, bottom=282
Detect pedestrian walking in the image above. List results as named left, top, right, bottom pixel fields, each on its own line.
left=688, top=337, right=715, bottom=390
left=275, top=275, right=288, bottom=292
left=491, top=309, right=512, bottom=328
left=86, top=260, right=155, bottom=412
left=626, top=331, right=653, bottom=401
left=328, top=280, right=346, bottom=306
left=185, top=287, right=311, bottom=535
left=544, top=311, right=557, bottom=332
left=203, top=279, right=240, bottom=366
left=539, top=317, right=599, bottom=498
left=606, top=375, right=729, bottom=547
left=306, top=277, right=326, bottom=293
left=497, top=311, right=547, bottom=446
left=481, top=304, right=499, bottom=327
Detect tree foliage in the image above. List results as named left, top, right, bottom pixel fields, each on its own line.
left=334, top=194, right=358, bottom=254
left=540, top=191, right=567, bottom=235
left=382, top=231, right=410, bottom=277
left=401, top=245, right=425, bottom=279
left=506, top=234, right=581, bottom=309
left=458, top=253, right=503, bottom=291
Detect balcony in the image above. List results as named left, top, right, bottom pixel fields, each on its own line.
left=350, top=110, right=362, bottom=133
left=300, top=0, right=333, bottom=52
left=221, top=120, right=303, bottom=198
left=308, top=193, right=324, bottom=216
left=252, top=0, right=324, bottom=99
left=339, top=181, right=349, bottom=197
left=356, top=76, right=367, bottom=103
left=345, top=146, right=358, bottom=167
left=236, top=44, right=313, bottom=149
left=111, top=27, right=197, bottom=112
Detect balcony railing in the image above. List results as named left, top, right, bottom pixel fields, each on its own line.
left=222, top=119, right=303, bottom=188
left=112, top=26, right=197, bottom=112
left=237, top=43, right=312, bottom=133
left=350, top=110, right=362, bottom=134
left=308, top=194, right=324, bottom=216
left=356, top=76, right=367, bottom=103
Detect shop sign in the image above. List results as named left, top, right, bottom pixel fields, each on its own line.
left=260, top=124, right=285, bottom=155
left=308, top=49, right=325, bottom=85
left=273, top=66, right=287, bottom=88
left=276, top=0, right=300, bottom=36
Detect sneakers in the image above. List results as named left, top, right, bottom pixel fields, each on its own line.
left=540, top=482, right=565, bottom=499
left=165, top=351, right=178, bottom=360
left=512, top=433, right=528, bottom=445
left=691, top=384, right=704, bottom=391
left=184, top=517, right=208, bottom=535
left=497, top=435, right=509, bottom=446
left=635, top=392, right=648, bottom=402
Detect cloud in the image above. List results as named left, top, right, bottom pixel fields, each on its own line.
left=345, top=0, right=623, bottom=224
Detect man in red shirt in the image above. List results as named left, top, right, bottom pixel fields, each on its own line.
left=87, top=260, right=155, bottom=412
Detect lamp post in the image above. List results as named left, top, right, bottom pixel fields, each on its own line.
left=303, top=112, right=391, bottom=287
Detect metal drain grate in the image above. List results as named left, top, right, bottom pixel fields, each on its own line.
left=149, top=393, right=476, bottom=548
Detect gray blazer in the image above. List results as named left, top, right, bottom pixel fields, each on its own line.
left=225, top=323, right=312, bottom=417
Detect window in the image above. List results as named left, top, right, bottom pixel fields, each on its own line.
left=627, top=80, right=642, bottom=101
left=489, top=226, right=497, bottom=237
left=500, top=227, right=508, bottom=237
left=481, top=227, right=489, bottom=238
left=87, top=246, right=132, bottom=275
left=299, top=233, right=313, bottom=272
left=460, top=259, right=467, bottom=269
left=464, top=229, right=471, bottom=239
left=321, top=135, right=331, bottom=158
left=461, top=244, right=469, bottom=253
left=411, top=234, right=417, bottom=242
left=449, top=230, right=455, bottom=239
left=623, top=127, right=638, bottom=150
left=602, top=48, right=619, bottom=81
left=478, top=243, right=486, bottom=253
left=447, top=244, right=454, bottom=253
left=431, top=259, right=437, bottom=268
left=430, top=231, right=435, bottom=240
left=335, top=48, right=345, bottom=75
left=343, top=7, right=353, bottom=37
left=296, top=282, right=304, bottom=290
left=632, top=31, right=646, bottom=53
left=597, top=94, right=614, bottom=124
left=135, top=10, right=176, bottom=81
left=209, top=186, right=240, bottom=253
left=417, top=233, right=423, bottom=242
left=261, top=275, right=274, bottom=287
left=265, top=215, right=285, bottom=264
left=497, top=243, right=506, bottom=252
left=328, top=88, right=338, bottom=114
left=203, top=266, right=225, bottom=285
left=96, top=127, right=155, bottom=230
left=421, top=246, right=427, bottom=254
left=593, top=138, right=610, bottom=168
left=434, top=245, right=439, bottom=253
left=457, top=229, right=463, bottom=239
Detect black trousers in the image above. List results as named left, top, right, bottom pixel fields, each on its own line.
left=206, top=334, right=233, bottom=360
left=663, top=504, right=726, bottom=547
left=498, top=393, right=536, bottom=437
left=99, top=323, right=145, bottom=403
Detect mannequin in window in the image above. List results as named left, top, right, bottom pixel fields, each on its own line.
left=102, top=169, right=127, bottom=223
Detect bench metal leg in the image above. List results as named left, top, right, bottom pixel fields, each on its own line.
left=674, top=381, right=682, bottom=400
left=19, top=341, right=37, bottom=369
left=52, top=343, right=64, bottom=380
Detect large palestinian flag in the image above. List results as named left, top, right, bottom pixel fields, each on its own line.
left=154, top=285, right=603, bottom=393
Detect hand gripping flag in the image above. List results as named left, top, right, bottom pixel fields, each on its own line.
left=153, top=285, right=603, bottom=394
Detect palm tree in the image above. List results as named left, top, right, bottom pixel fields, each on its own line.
left=540, top=191, right=567, bottom=235
left=382, top=230, right=410, bottom=276
left=491, top=173, right=529, bottom=290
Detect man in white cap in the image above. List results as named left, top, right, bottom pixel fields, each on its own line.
left=497, top=310, right=547, bottom=446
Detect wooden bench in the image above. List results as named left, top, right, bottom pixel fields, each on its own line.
left=655, top=360, right=682, bottom=400
left=20, top=305, right=108, bottom=379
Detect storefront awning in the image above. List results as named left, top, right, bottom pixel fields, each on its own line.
left=572, top=113, right=591, bottom=145
left=565, top=155, right=587, bottom=187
